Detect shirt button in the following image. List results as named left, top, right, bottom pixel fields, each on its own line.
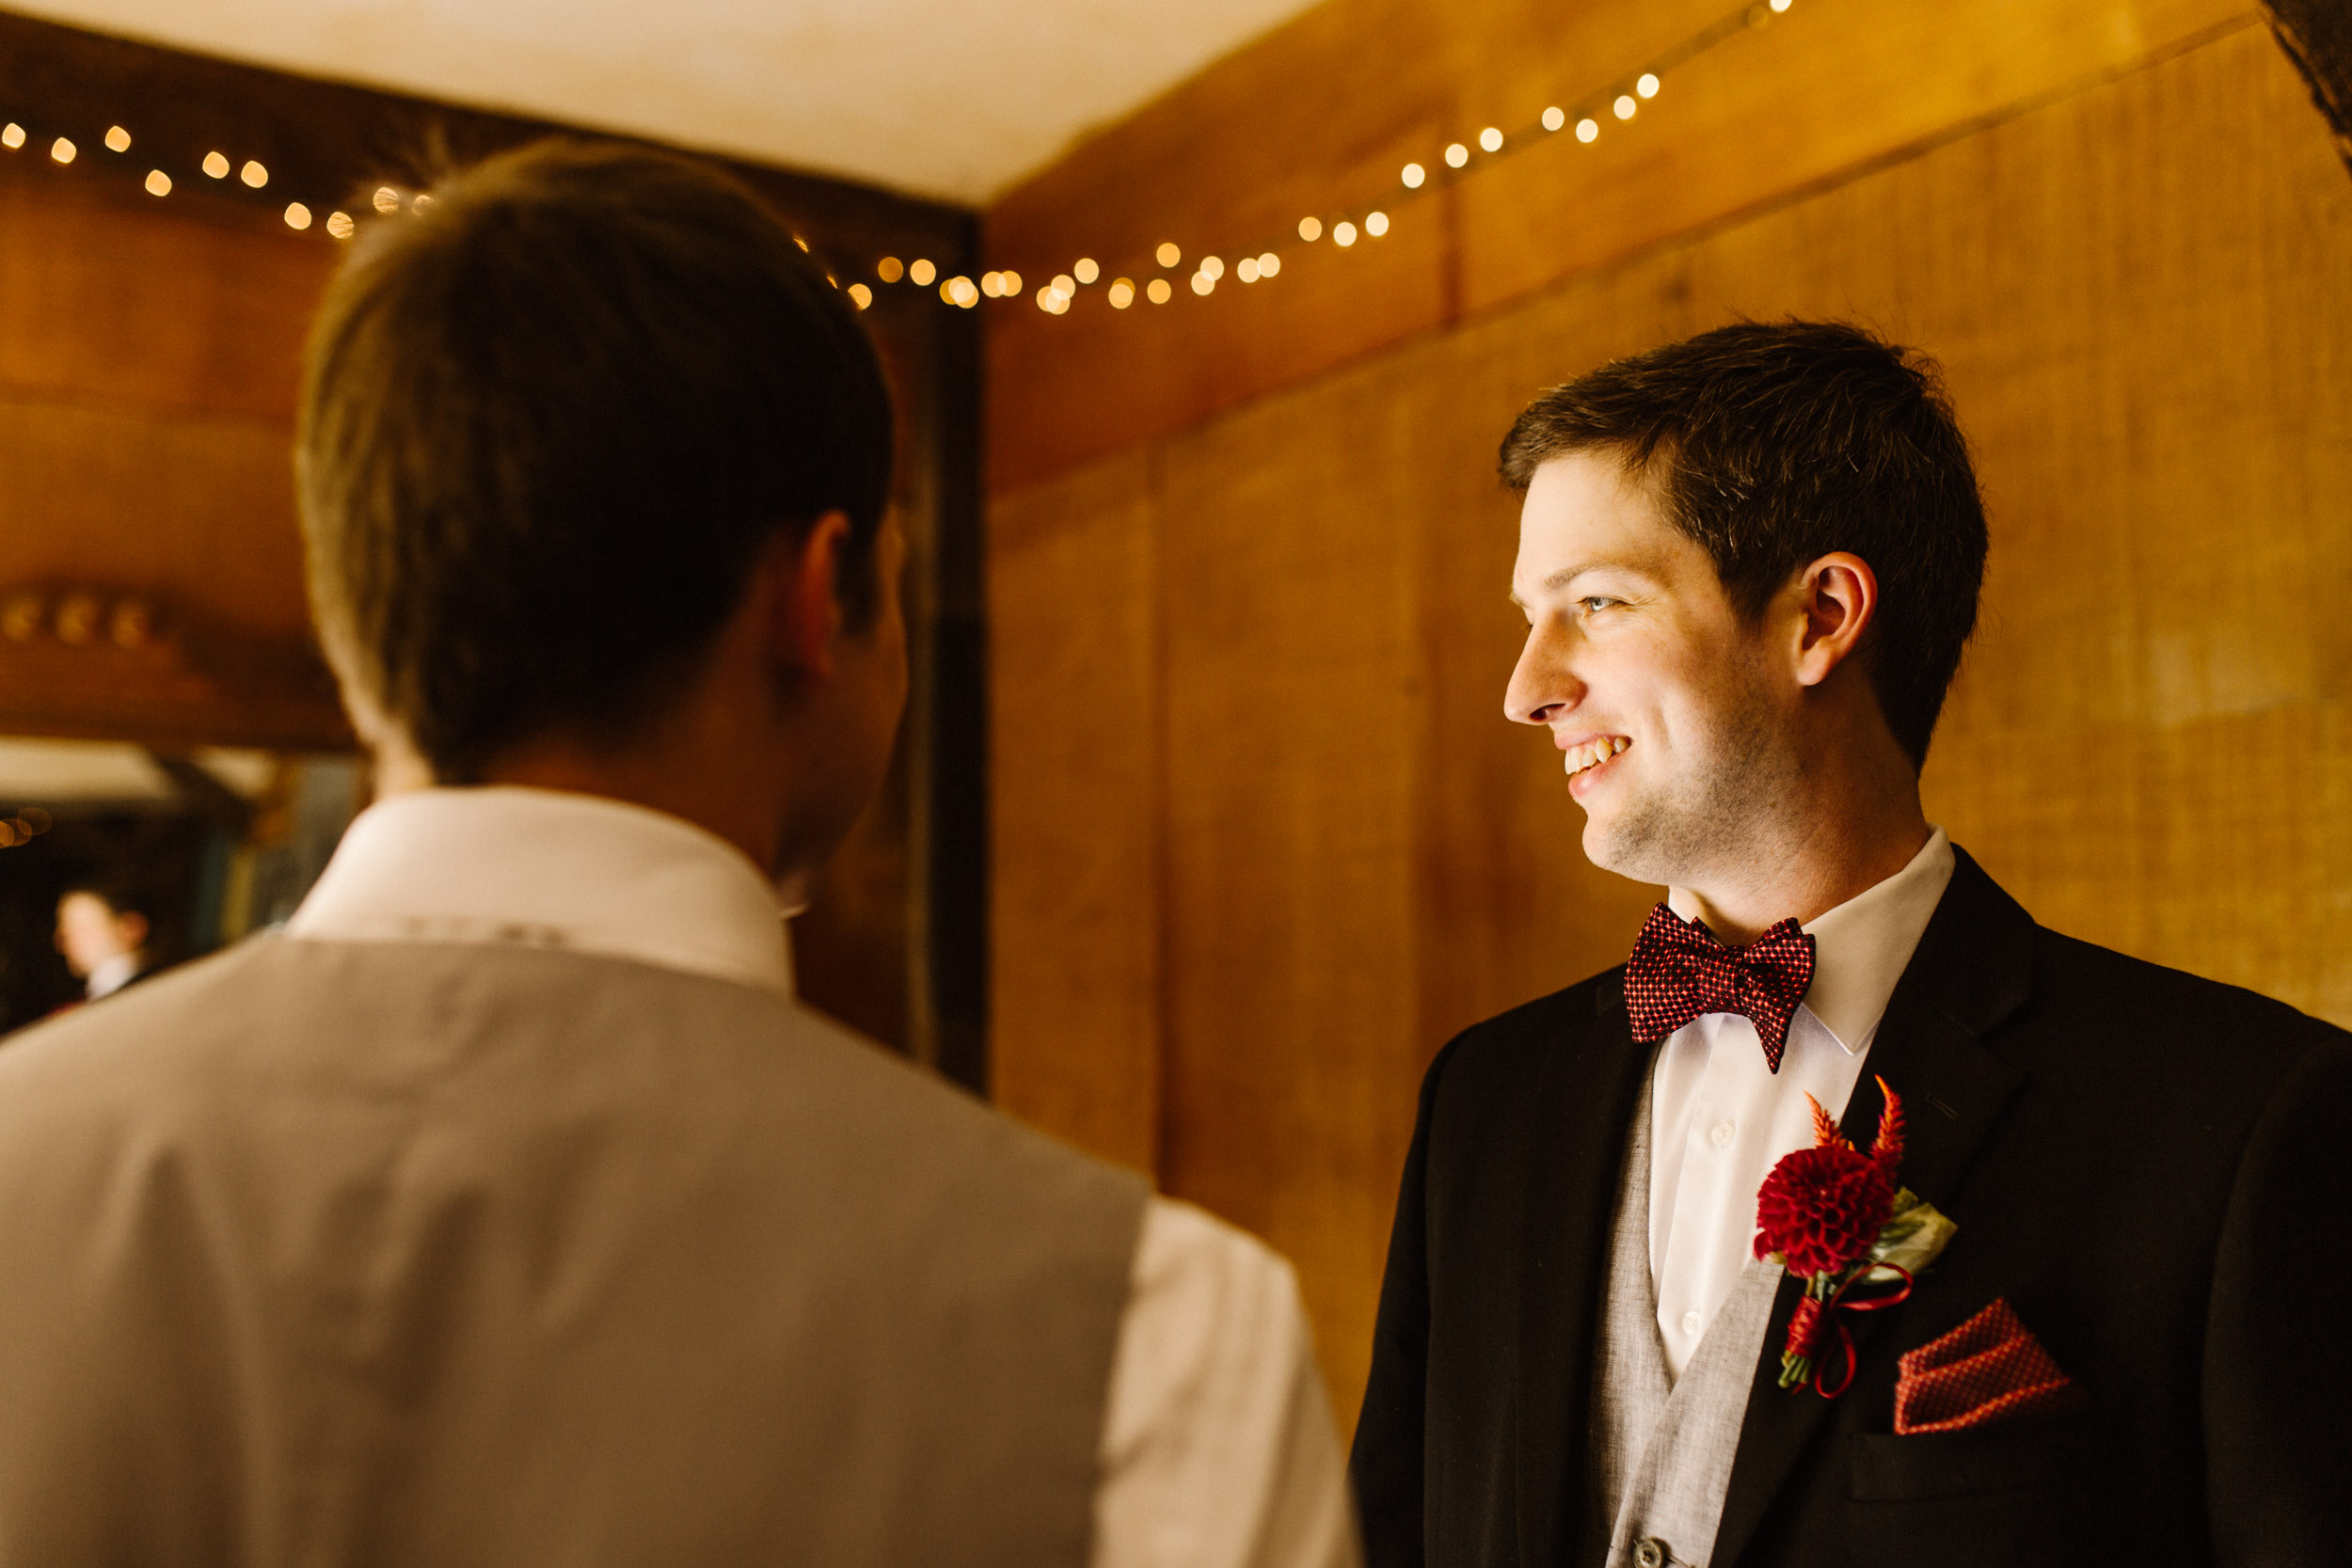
left=1680, top=1309, right=1702, bottom=1337
left=1634, top=1538, right=1670, bottom=1568
left=1709, top=1120, right=1735, bottom=1148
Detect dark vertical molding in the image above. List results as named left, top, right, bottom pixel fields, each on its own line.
left=2264, top=0, right=2352, bottom=172
left=909, top=215, right=992, bottom=1095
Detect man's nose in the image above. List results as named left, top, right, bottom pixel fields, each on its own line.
left=1504, top=630, right=1582, bottom=727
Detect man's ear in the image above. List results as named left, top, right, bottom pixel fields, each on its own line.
left=767, top=512, right=853, bottom=676
left=1791, top=550, right=1879, bottom=689
left=118, top=911, right=150, bottom=952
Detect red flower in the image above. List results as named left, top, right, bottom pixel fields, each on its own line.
left=1753, top=1142, right=1896, bottom=1279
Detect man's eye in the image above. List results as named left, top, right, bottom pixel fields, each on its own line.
left=1581, top=597, right=1618, bottom=614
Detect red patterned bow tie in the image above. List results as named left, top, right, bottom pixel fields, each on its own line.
left=1624, top=904, right=1818, bottom=1071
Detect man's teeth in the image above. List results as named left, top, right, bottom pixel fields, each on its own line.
left=1565, top=736, right=1629, bottom=776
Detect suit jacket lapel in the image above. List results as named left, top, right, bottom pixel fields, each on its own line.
left=1711, top=848, right=2034, bottom=1566
left=1516, top=973, right=1654, bottom=1568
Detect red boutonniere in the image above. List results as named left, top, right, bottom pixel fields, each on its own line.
left=1752, top=1078, right=1957, bottom=1398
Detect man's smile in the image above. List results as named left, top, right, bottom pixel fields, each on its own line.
left=1561, top=734, right=1631, bottom=791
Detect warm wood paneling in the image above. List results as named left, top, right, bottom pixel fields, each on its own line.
left=984, top=0, right=2255, bottom=496
left=0, top=182, right=329, bottom=424
left=988, top=451, right=1164, bottom=1170
left=988, top=15, right=2352, bottom=1421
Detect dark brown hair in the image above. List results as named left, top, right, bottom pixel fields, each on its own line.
left=297, top=138, right=895, bottom=782
left=1500, top=320, right=1987, bottom=768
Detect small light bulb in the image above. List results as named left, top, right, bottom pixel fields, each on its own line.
left=1365, top=211, right=1390, bottom=237
left=1444, top=142, right=1469, bottom=168
left=1637, top=72, right=1661, bottom=98
left=1577, top=118, right=1599, bottom=143
left=1613, top=95, right=1637, bottom=120
left=1258, top=252, right=1280, bottom=277
left=1147, top=278, right=1171, bottom=304
left=1200, top=256, right=1223, bottom=280
left=1000, top=269, right=1022, bottom=294
left=1237, top=258, right=1259, bottom=282
left=326, top=211, right=354, bottom=239
left=0, top=124, right=24, bottom=150
left=910, top=259, right=936, bottom=286
left=1543, top=106, right=1565, bottom=132
left=1297, top=216, right=1322, bottom=242
left=1770, top=0, right=1790, bottom=10
left=849, top=282, right=873, bottom=309
left=240, top=159, right=267, bottom=187
left=1073, top=257, right=1099, bottom=284
left=949, top=277, right=978, bottom=308
left=1333, top=221, right=1358, bottom=247
left=1108, top=278, right=1135, bottom=309
left=878, top=256, right=904, bottom=282
left=1479, top=126, right=1502, bottom=153
left=204, top=150, right=231, bottom=179
left=49, top=137, right=74, bottom=165
left=1156, top=241, right=1181, bottom=268
left=103, top=125, right=130, bottom=152
left=411, top=193, right=434, bottom=212
left=1402, top=162, right=1424, bottom=189
left=1190, top=272, right=1214, bottom=295
left=283, top=202, right=311, bottom=230
left=979, top=272, right=1001, bottom=297
left=372, top=185, right=399, bottom=212
left=143, top=168, right=170, bottom=197
left=1052, top=273, right=1075, bottom=296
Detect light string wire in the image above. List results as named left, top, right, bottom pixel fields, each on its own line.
left=916, top=0, right=1800, bottom=318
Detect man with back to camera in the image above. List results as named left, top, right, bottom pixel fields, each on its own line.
left=1349, top=322, right=2351, bottom=1567
left=0, top=140, right=1358, bottom=1567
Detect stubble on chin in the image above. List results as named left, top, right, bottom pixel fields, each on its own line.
left=1580, top=690, right=1793, bottom=893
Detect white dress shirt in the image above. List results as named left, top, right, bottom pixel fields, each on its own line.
left=1646, top=828, right=1954, bottom=1380
left=289, top=786, right=1358, bottom=1568
left=83, top=952, right=140, bottom=1000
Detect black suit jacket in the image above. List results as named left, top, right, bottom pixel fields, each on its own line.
left=1351, top=848, right=2352, bottom=1568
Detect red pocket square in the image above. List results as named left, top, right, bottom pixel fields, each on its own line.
left=1893, top=1297, right=2089, bottom=1434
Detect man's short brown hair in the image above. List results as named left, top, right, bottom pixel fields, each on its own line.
left=297, top=139, right=894, bottom=782
left=1500, top=321, right=1987, bottom=768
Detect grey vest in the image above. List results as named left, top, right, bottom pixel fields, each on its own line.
left=0, top=936, right=1149, bottom=1567
left=1590, top=1069, right=1788, bottom=1568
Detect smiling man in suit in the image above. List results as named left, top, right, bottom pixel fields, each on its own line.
left=1349, top=321, right=2351, bottom=1568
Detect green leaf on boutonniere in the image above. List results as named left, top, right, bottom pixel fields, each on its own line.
left=1865, top=1187, right=1957, bottom=1281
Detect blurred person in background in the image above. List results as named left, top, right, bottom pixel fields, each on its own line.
left=54, top=871, right=153, bottom=1005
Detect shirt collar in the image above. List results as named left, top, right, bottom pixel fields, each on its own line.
left=287, top=785, right=795, bottom=998
left=85, top=953, right=140, bottom=1000
left=1667, top=825, right=1953, bottom=1054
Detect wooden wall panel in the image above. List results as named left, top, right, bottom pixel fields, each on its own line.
left=1152, top=385, right=1425, bottom=1385
left=984, top=0, right=2255, bottom=495
left=989, top=12, right=2352, bottom=1423
left=988, top=452, right=1165, bottom=1170
left=0, top=182, right=329, bottom=424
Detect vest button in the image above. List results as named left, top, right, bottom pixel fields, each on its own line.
left=1633, top=1538, right=1669, bottom=1568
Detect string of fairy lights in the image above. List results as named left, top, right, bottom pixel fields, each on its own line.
left=0, top=115, right=370, bottom=237
left=2, top=0, right=1798, bottom=321
left=859, top=0, right=1802, bottom=320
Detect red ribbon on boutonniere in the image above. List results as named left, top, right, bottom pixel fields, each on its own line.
left=1752, top=1078, right=1958, bottom=1398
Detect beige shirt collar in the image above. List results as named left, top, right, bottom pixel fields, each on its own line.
left=1666, top=825, right=1954, bottom=1054
left=287, top=785, right=796, bottom=998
